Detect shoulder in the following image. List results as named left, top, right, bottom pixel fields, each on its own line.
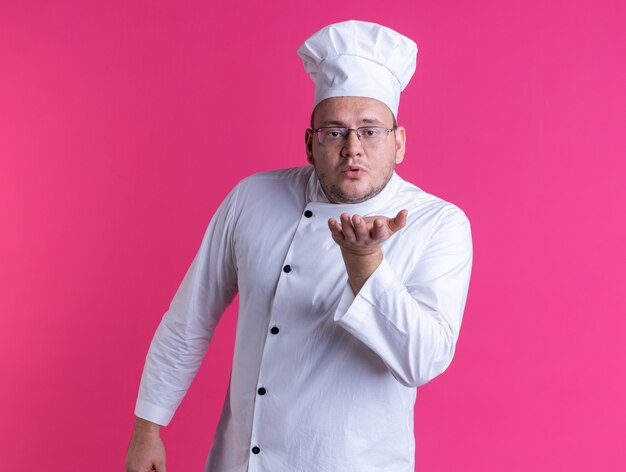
left=390, top=175, right=471, bottom=255
left=229, top=166, right=312, bottom=216
left=236, top=166, right=312, bottom=195
left=394, top=174, right=470, bottom=227
left=238, top=166, right=313, bottom=186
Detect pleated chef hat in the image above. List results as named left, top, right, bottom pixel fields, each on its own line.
left=297, top=20, right=418, bottom=118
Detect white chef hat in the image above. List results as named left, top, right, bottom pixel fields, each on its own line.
left=297, top=20, right=418, bottom=118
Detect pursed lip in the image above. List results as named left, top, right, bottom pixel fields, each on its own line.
left=340, top=165, right=367, bottom=178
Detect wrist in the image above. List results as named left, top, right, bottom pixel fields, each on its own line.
left=133, top=417, right=162, bottom=436
left=340, top=245, right=383, bottom=259
left=341, top=247, right=383, bottom=295
left=340, top=247, right=383, bottom=266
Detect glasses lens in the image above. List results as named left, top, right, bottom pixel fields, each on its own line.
left=317, top=128, right=345, bottom=144
left=358, top=127, right=387, bottom=145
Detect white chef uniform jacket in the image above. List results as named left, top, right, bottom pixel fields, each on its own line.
left=135, top=166, right=472, bottom=472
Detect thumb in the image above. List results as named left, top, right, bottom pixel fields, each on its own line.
left=389, top=209, right=408, bottom=232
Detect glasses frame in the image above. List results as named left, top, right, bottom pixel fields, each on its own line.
left=309, top=126, right=395, bottom=146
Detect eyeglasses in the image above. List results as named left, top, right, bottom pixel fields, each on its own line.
left=310, top=126, right=395, bottom=146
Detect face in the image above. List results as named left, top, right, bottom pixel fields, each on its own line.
left=305, top=96, right=406, bottom=204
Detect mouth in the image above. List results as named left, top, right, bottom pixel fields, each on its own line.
left=341, top=165, right=366, bottom=179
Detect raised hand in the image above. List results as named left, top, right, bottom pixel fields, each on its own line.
left=328, top=209, right=408, bottom=293
left=328, top=209, right=408, bottom=255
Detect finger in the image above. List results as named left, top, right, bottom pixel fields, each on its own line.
left=352, top=215, right=369, bottom=241
left=328, top=218, right=343, bottom=238
left=371, top=218, right=386, bottom=241
left=389, top=209, right=408, bottom=232
left=340, top=213, right=356, bottom=242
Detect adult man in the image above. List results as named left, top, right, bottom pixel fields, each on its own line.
left=126, top=20, right=472, bottom=472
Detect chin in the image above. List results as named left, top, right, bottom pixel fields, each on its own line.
left=332, top=187, right=376, bottom=204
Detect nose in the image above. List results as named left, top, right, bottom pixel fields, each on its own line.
left=340, top=129, right=364, bottom=157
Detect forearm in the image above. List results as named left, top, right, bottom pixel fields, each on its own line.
left=136, top=312, right=211, bottom=425
left=340, top=247, right=383, bottom=294
left=335, top=258, right=460, bottom=387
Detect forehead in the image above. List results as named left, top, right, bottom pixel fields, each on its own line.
left=312, top=96, right=394, bottom=126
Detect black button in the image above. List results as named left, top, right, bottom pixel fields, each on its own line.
left=304, top=210, right=313, bottom=218
left=252, top=446, right=260, bottom=454
left=270, top=326, right=280, bottom=335
left=257, top=387, right=266, bottom=395
left=283, top=265, right=292, bottom=273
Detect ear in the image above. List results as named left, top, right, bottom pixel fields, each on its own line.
left=305, top=129, right=315, bottom=165
left=393, top=126, right=406, bottom=164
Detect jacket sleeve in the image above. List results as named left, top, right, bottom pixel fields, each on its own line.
left=134, top=186, right=240, bottom=425
left=333, top=206, right=472, bottom=388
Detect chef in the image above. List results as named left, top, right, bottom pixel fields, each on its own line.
left=126, top=19, right=472, bottom=472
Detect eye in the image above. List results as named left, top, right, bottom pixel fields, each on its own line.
left=361, top=127, right=380, bottom=138
left=324, top=128, right=344, bottom=139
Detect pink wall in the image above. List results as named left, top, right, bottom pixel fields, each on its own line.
left=1, top=1, right=625, bottom=470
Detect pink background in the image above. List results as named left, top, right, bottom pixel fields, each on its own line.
left=1, top=0, right=625, bottom=470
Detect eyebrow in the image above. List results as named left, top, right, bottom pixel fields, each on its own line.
left=317, top=117, right=388, bottom=127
